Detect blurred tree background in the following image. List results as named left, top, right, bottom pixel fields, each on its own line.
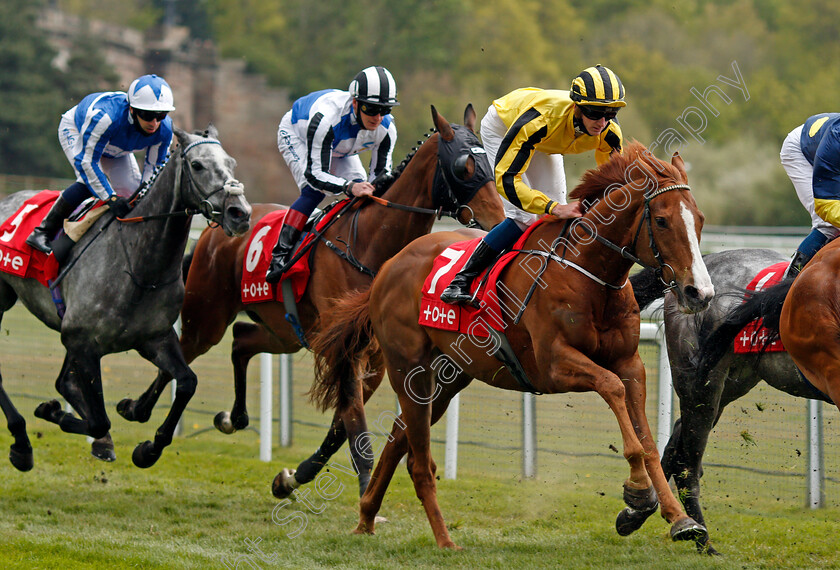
left=5, top=0, right=838, bottom=226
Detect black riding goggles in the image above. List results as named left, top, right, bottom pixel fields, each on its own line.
left=134, top=108, right=169, bottom=122
left=578, top=105, right=618, bottom=121
left=358, top=102, right=393, bottom=117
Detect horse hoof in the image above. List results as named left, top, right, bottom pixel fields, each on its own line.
left=214, top=411, right=236, bottom=434
left=91, top=439, right=116, bottom=462
left=615, top=505, right=657, bottom=536
left=34, top=399, right=61, bottom=421
left=9, top=444, right=33, bottom=472
left=623, top=483, right=659, bottom=512
left=271, top=468, right=298, bottom=499
left=670, top=516, right=708, bottom=544
left=353, top=522, right=375, bottom=536
left=132, top=441, right=161, bottom=468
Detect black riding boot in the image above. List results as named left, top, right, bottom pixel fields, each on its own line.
left=265, top=223, right=303, bottom=284
left=440, top=240, right=498, bottom=305
left=25, top=195, right=76, bottom=254
left=782, top=250, right=811, bottom=280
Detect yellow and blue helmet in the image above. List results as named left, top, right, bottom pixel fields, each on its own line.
left=570, top=65, right=626, bottom=108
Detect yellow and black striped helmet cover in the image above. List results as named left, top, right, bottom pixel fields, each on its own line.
left=570, top=65, right=626, bottom=107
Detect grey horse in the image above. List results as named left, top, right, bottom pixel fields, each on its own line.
left=0, top=126, right=251, bottom=471
left=631, top=248, right=832, bottom=553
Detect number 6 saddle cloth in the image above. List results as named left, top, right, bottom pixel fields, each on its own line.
left=732, top=261, right=788, bottom=354
left=240, top=201, right=351, bottom=305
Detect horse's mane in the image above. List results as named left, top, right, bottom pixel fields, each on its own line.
left=569, top=140, right=683, bottom=204
left=373, top=127, right=438, bottom=194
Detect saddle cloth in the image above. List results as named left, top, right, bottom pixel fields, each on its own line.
left=240, top=200, right=351, bottom=305
left=0, top=191, right=61, bottom=287
left=733, top=261, right=788, bottom=354
left=418, top=218, right=549, bottom=338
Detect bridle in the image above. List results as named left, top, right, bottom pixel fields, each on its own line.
left=576, top=183, right=690, bottom=289
left=120, top=138, right=244, bottom=224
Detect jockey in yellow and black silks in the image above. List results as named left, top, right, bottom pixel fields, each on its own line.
left=441, top=64, right=626, bottom=305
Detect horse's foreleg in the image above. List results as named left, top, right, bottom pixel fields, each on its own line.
left=222, top=322, right=298, bottom=434
left=617, top=356, right=708, bottom=545
left=0, top=369, right=33, bottom=471
left=273, top=368, right=386, bottom=499
left=132, top=331, right=197, bottom=468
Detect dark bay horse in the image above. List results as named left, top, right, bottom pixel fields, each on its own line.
left=0, top=126, right=251, bottom=471
left=116, top=106, right=505, bottom=494
left=311, top=142, right=714, bottom=549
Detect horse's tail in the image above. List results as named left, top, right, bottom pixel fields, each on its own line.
left=181, top=241, right=197, bottom=284
left=309, top=288, right=378, bottom=413
left=629, top=267, right=667, bottom=310
left=695, top=278, right=794, bottom=380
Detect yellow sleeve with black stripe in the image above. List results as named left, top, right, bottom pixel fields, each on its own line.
left=596, top=122, right=623, bottom=165
left=494, top=109, right=555, bottom=215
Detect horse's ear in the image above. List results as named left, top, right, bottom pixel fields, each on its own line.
left=671, top=152, right=689, bottom=182
left=464, top=103, right=476, bottom=133
left=206, top=124, right=219, bottom=139
left=173, top=127, right=191, bottom=148
left=431, top=105, right=454, bottom=141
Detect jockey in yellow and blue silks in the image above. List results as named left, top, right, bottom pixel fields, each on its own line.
left=26, top=74, right=175, bottom=254
left=780, top=113, right=840, bottom=278
left=441, top=65, right=625, bottom=305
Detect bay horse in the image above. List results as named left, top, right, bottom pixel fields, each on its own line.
left=115, top=106, right=505, bottom=495
left=631, top=248, right=809, bottom=554
left=0, top=126, right=251, bottom=471
left=311, top=142, right=714, bottom=549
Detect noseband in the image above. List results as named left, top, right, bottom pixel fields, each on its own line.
left=565, top=183, right=691, bottom=289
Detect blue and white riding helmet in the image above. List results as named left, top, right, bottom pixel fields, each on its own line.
left=128, top=74, right=176, bottom=112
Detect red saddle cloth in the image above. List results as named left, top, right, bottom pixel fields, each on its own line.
left=0, top=191, right=61, bottom=287
left=733, top=261, right=788, bottom=354
left=419, top=218, right=549, bottom=338
left=240, top=200, right=351, bottom=305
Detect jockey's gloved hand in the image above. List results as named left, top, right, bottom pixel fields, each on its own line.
left=107, top=195, right=131, bottom=217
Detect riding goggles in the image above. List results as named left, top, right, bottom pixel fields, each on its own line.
left=358, top=102, right=393, bottom=117
left=134, top=108, right=169, bottom=122
left=578, top=105, right=618, bottom=121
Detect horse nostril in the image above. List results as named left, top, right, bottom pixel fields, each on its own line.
left=685, top=286, right=699, bottom=300
left=227, top=206, right=246, bottom=220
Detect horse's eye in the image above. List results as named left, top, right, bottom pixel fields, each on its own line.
left=191, top=161, right=204, bottom=171
left=453, top=154, right=471, bottom=180
left=655, top=217, right=668, bottom=229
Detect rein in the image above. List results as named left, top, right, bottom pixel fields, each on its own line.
left=49, top=136, right=241, bottom=289
left=118, top=139, right=244, bottom=224
left=565, top=183, right=690, bottom=289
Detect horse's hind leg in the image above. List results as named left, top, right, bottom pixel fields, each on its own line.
left=0, top=367, right=33, bottom=471
left=35, top=354, right=111, bottom=439
left=131, top=330, right=197, bottom=468
left=52, top=358, right=116, bottom=462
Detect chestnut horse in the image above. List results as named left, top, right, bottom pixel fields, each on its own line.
left=116, top=106, right=505, bottom=494
left=311, top=142, right=715, bottom=549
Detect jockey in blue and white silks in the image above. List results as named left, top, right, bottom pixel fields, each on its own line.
left=26, top=74, right=176, bottom=255
left=780, top=113, right=840, bottom=277
left=265, top=65, right=399, bottom=283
